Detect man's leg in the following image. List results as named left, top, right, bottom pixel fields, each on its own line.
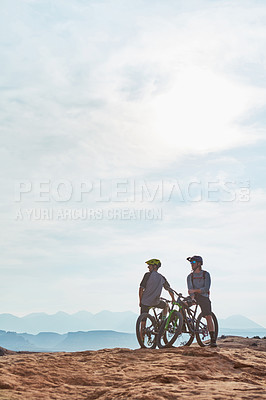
left=196, top=295, right=217, bottom=347
left=162, top=303, right=169, bottom=319
left=139, top=305, right=149, bottom=344
left=156, top=300, right=168, bottom=319
left=205, top=314, right=217, bottom=347
left=206, top=314, right=214, bottom=331
left=140, top=320, right=145, bottom=343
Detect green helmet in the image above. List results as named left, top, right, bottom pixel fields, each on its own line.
left=145, top=259, right=161, bottom=268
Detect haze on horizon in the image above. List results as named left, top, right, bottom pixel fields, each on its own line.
left=1, top=0, right=266, bottom=327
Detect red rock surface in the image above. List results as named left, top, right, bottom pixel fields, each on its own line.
left=0, top=337, right=265, bottom=399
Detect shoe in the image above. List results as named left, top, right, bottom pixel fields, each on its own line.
left=209, top=331, right=217, bottom=347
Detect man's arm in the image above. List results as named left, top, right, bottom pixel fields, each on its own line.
left=168, top=289, right=175, bottom=302
left=139, top=287, right=144, bottom=307
left=163, top=278, right=175, bottom=302
left=187, top=274, right=197, bottom=298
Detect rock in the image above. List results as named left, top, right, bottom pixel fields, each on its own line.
left=0, top=346, right=15, bottom=356
left=0, top=337, right=265, bottom=399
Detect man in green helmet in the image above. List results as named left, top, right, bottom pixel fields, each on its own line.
left=139, top=259, right=175, bottom=319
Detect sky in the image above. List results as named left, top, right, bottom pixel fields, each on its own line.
left=1, top=0, right=266, bottom=327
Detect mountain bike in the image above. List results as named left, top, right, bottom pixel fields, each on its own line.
left=156, top=299, right=184, bottom=348
left=157, top=291, right=218, bottom=348
left=136, top=298, right=183, bottom=349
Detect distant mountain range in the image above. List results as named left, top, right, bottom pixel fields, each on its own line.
left=0, top=310, right=137, bottom=334
left=0, top=312, right=265, bottom=352
left=0, top=329, right=138, bottom=352
left=218, top=314, right=265, bottom=329
left=0, top=311, right=265, bottom=335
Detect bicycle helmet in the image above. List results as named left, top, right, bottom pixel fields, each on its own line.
left=145, top=259, right=161, bottom=268
left=186, top=255, right=203, bottom=265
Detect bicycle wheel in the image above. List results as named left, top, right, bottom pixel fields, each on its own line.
left=136, top=313, right=157, bottom=349
left=157, top=311, right=183, bottom=348
left=173, top=319, right=195, bottom=347
left=195, top=312, right=219, bottom=347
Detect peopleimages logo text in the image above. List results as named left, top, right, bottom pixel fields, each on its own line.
left=14, top=179, right=250, bottom=203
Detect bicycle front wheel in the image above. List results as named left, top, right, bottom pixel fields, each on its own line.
left=195, top=312, right=219, bottom=347
left=157, top=310, right=183, bottom=348
left=136, top=313, right=157, bottom=349
left=173, top=319, right=194, bottom=347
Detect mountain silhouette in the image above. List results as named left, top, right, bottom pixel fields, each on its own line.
left=0, top=311, right=264, bottom=336
left=0, top=310, right=138, bottom=334
left=219, top=315, right=265, bottom=329
left=0, top=329, right=138, bottom=352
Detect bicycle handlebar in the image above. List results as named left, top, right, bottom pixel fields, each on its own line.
left=161, top=290, right=197, bottom=305
left=171, top=289, right=185, bottom=298
left=171, top=289, right=197, bottom=305
left=160, top=297, right=172, bottom=303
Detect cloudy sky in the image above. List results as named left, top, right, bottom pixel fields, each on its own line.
left=1, top=0, right=266, bottom=327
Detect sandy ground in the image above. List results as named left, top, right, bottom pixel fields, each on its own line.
left=0, top=336, right=265, bottom=400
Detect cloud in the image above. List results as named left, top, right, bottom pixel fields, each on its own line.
left=1, top=0, right=266, bottom=179
left=0, top=0, right=266, bottom=325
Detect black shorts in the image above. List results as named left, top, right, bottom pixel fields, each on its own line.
left=140, top=300, right=166, bottom=314
left=195, top=294, right=212, bottom=317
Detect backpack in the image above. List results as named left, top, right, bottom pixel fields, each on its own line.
left=190, top=271, right=210, bottom=295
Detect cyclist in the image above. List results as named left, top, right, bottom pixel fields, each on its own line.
left=139, top=259, right=175, bottom=319
left=186, top=255, right=217, bottom=347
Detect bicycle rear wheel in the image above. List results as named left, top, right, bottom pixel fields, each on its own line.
left=136, top=313, right=157, bottom=349
left=157, top=311, right=183, bottom=348
left=195, top=312, right=219, bottom=347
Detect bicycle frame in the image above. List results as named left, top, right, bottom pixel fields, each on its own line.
left=151, top=308, right=162, bottom=326
left=148, top=299, right=173, bottom=332
left=164, top=301, right=183, bottom=330
left=146, top=295, right=205, bottom=337
left=147, top=296, right=197, bottom=333
left=171, top=292, right=201, bottom=334
left=181, top=303, right=198, bottom=332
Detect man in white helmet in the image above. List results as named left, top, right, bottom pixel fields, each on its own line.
left=187, top=255, right=217, bottom=347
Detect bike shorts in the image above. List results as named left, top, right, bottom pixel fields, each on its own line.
left=195, top=294, right=212, bottom=317
left=140, top=300, right=166, bottom=314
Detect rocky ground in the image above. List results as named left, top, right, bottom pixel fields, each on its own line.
left=0, top=336, right=265, bottom=399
